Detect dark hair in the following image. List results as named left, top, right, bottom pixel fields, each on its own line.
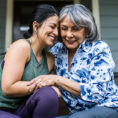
left=24, top=4, right=59, bottom=39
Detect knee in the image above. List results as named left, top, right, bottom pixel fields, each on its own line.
left=34, top=86, right=58, bottom=104
left=31, top=87, right=59, bottom=117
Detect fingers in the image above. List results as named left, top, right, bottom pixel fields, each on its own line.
left=27, top=79, right=47, bottom=94
left=27, top=84, right=36, bottom=94
left=35, top=75, right=55, bottom=86
left=27, top=75, right=56, bottom=94
left=27, top=79, right=36, bottom=86
left=27, top=79, right=38, bottom=94
left=36, top=80, right=48, bottom=88
left=33, top=81, right=48, bottom=92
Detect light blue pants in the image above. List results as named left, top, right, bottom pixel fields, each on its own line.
left=56, top=106, right=118, bottom=118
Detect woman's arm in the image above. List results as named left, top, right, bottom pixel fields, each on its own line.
left=34, top=75, right=81, bottom=98
left=55, top=75, right=81, bottom=98
left=1, top=39, right=36, bottom=97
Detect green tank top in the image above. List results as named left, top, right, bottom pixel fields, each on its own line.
left=0, top=39, right=49, bottom=109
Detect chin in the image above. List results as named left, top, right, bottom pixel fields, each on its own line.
left=47, top=42, right=54, bottom=46
left=65, top=44, right=78, bottom=50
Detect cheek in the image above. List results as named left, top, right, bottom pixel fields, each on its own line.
left=75, top=31, right=86, bottom=38
left=60, top=31, right=65, bottom=37
left=80, top=29, right=86, bottom=37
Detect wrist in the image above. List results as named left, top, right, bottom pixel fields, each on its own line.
left=55, top=75, right=61, bottom=86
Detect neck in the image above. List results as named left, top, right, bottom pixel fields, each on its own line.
left=29, top=36, right=45, bottom=57
left=68, top=48, right=77, bottom=56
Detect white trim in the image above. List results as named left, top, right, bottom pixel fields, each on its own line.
left=5, top=0, right=13, bottom=50
left=92, top=0, right=101, bottom=34
left=73, top=0, right=80, bottom=4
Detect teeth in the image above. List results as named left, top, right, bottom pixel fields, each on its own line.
left=49, top=36, right=55, bottom=39
left=48, top=36, right=55, bottom=41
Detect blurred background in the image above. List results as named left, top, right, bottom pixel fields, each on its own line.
left=0, top=0, right=118, bottom=77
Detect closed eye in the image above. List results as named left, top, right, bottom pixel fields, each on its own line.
left=71, top=26, right=83, bottom=31
left=60, top=26, right=68, bottom=31
left=50, top=23, right=58, bottom=29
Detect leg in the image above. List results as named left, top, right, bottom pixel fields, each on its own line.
left=0, top=110, right=21, bottom=118
left=15, top=86, right=59, bottom=118
left=68, top=106, right=118, bottom=118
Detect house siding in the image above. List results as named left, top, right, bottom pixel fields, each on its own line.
left=0, top=0, right=6, bottom=53
left=99, top=0, right=118, bottom=73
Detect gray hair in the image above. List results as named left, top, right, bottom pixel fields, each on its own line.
left=60, top=4, right=99, bottom=42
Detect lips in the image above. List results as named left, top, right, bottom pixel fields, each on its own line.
left=48, top=35, right=55, bottom=41
left=67, top=40, right=77, bottom=45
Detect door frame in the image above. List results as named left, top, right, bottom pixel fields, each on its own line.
left=5, top=0, right=14, bottom=50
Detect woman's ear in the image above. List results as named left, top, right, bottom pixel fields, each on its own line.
left=32, top=21, right=39, bottom=33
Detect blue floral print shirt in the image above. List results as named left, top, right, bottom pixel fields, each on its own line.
left=50, top=39, right=118, bottom=113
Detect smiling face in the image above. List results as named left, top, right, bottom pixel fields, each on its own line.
left=37, top=15, right=59, bottom=47
left=60, top=16, right=87, bottom=51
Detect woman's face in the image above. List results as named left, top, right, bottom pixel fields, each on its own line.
left=37, top=15, right=59, bottom=46
left=60, top=16, right=86, bottom=50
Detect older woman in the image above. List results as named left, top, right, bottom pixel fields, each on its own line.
left=35, top=4, right=118, bottom=118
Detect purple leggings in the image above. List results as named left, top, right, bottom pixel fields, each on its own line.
left=0, top=86, right=58, bottom=118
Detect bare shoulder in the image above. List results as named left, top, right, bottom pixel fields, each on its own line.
left=9, top=39, right=30, bottom=49
left=5, top=39, right=31, bottom=62
left=45, top=51, right=54, bottom=73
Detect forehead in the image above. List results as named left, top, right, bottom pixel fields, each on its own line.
left=44, top=15, right=59, bottom=24
left=60, top=15, right=75, bottom=26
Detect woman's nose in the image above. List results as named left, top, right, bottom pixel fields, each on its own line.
left=54, top=28, right=58, bottom=36
left=66, top=30, right=73, bottom=38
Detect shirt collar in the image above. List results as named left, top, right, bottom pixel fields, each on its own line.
left=77, top=39, right=92, bottom=52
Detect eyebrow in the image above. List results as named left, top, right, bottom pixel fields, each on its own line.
left=60, top=24, right=67, bottom=26
left=49, top=23, right=57, bottom=26
left=60, top=24, right=75, bottom=27
left=49, top=23, right=59, bottom=28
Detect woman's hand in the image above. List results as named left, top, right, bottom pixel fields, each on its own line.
left=27, top=79, right=37, bottom=94
left=34, top=74, right=81, bottom=98
left=34, top=75, right=57, bottom=88
left=27, top=75, right=58, bottom=93
left=32, top=75, right=62, bottom=97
